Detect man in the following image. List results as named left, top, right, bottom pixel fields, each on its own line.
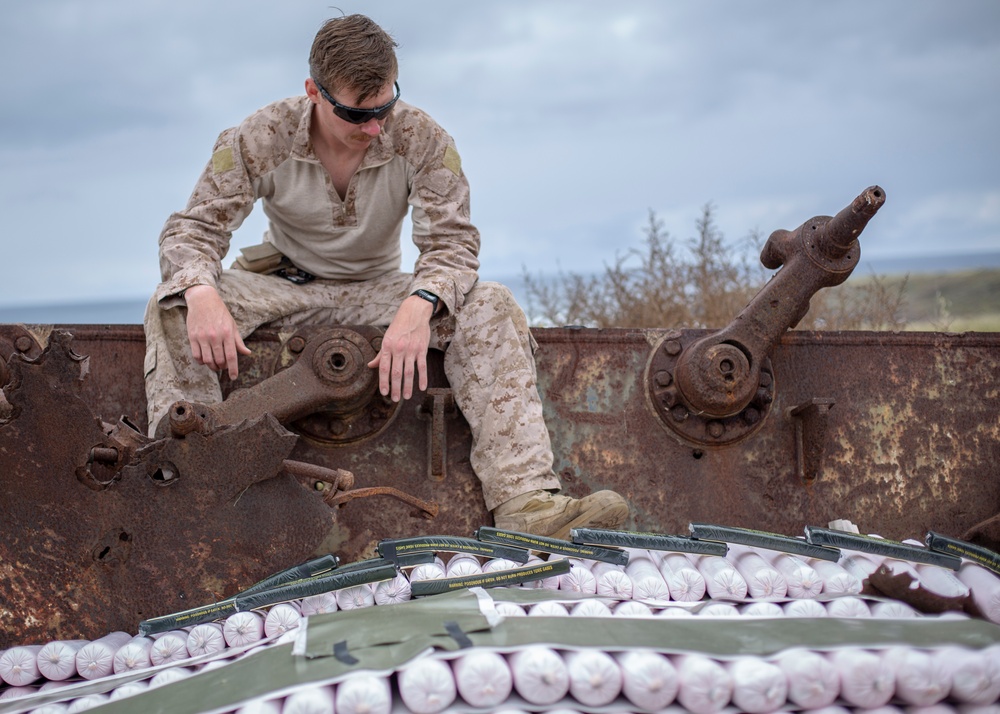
left=144, top=14, right=628, bottom=540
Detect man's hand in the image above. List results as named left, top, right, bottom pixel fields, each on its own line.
left=367, top=295, right=433, bottom=402
left=184, top=284, right=251, bottom=380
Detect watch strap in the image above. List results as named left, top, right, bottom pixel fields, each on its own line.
left=411, top=289, right=440, bottom=313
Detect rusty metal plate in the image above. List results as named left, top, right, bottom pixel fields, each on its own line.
left=0, top=332, right=337, bottom=647
left=2, top=323, right=998, bottom=647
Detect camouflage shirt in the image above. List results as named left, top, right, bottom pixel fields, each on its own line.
left=156, top=95, right=481, bottom=314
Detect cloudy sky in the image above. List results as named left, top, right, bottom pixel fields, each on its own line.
left=1, top=0, right=998, bottom=308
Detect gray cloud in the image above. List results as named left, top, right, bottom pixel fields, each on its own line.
left=1, top=0, right=997, bottom=307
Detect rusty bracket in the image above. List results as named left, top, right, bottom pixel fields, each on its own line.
left=650, top=186, right=883, bottom=449
left=156, top=326, right=388, bottom=440
left=417, top=387, right=456, bottom=482
left=789, top=398, right=835, bottom=484
left=324, top=486, right=440, bottom=519
left=280, top=458, right=355, bottom=494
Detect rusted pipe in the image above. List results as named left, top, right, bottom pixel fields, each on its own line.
left=281, top=459, right=355, bottom=492
left=324, top=486, right=440, bottom=519
left=673, top=186, right=885, bottom=420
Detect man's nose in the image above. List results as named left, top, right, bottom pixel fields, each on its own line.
left=360, top=119, right=382, bottom=137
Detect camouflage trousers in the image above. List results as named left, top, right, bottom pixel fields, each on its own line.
left=143, top=269, right=560, bottom=510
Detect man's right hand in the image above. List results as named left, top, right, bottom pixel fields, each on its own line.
left=183, top=284, right=251, bottom=380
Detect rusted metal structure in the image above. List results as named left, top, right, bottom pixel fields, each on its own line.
left=2, top=186, right=998, bottom=648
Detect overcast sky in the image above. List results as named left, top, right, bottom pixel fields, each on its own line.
left=1, top=0, right=998, bottom=308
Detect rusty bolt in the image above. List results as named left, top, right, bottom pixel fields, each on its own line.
left=759, top=371, right=773, bottom=388
left=14, top=336, right=33, bottom=353
left=664, top=340, right=682, bottom=356
left=707, top=421, right=725, bottom=439
left=671, top=405, right=689, bottom=422
left=743, top=407, right=761, bottom=425
left=90, top=447, right=120, bottom=463
left=371, top=337, right=383, bottom=352
left=756, top=387, right=774, bottom=405
left=653, top=370, right=673, bottom=388
left=288, top=336, right=307, bottom=354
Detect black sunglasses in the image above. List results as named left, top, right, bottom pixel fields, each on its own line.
left=313, top=79, right=400, bottom=124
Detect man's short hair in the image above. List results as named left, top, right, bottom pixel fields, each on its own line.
left=309, top=15, right=399, bottom=102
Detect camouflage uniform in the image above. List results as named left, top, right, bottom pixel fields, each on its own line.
left=144, top=95, right=559, bottom=510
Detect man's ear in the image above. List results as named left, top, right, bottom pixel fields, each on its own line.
left=304, top=78, right=320, bottom=104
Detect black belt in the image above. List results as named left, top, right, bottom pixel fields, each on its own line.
left=273, top=265, right=316, bottom=284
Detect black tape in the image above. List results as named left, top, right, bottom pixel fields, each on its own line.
left=926, top=531, right=1000, bottom=575
left=378, top=535, right=529, bottom=564
left=333, top=640, right=359, bottom=665
left=479, top=526, right=629, bottom=565
left=444, top=620, right=473, bottom=649
left=235, top=561, right=398, bottom=611
left=138, top=598, right=238, bottom=636
left=571, top=528, right=728, bottom=558
left=238, top=554, right=340, bottom=597
left=689, top=522, right=839, bottom=561
left=410, top=558, right=571, bottom=596
left=805, top=526, right=961, bottom=570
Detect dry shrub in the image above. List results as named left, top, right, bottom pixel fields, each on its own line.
left=523, top=204, right=907, bottom=331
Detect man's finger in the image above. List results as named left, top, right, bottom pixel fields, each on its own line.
left=401, top=356, right=416, bottom=400
left=223, top=339, right=240, bottom=380
left=416, top=351, right=429, bottom=393
left=376, top=352, right=391, bottom=397
left=210, top=341, right=227, bottom=374
left=391, top=359, right=405, bottom=402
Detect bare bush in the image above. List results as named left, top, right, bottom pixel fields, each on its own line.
left=523, top=204, right=907, bottom=331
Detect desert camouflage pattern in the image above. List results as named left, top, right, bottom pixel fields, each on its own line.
left=155, top=95, right=479, bottom=317
left=146, top=93, right=559, bottom=507
left=144, top=272, right=559, bottom=509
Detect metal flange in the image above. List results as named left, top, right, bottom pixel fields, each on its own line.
left=646, top=330, right=774, bottom=447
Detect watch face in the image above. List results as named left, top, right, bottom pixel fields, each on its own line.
left=414, top=290, right=438, bottom=309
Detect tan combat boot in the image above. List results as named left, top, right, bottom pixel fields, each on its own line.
left=492, top=489, right=629, bottom=541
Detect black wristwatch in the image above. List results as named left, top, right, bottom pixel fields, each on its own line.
left=411, top=289, right=440, bottom=314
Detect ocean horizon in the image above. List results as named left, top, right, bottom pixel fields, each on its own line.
left=2, top=250, right=998, bottom=325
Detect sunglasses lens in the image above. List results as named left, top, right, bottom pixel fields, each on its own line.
left=334, top=105, right=393, bottom=124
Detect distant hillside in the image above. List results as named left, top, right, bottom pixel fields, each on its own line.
left=849, top=267, right=1000, bottom=332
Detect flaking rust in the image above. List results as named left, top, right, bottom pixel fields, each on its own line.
left=0, top=333, right=334, bottom=647
left=2, top=186, right=999, bottom=645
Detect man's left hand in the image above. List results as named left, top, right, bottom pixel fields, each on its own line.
left=367, top=295, right=434, bottom=401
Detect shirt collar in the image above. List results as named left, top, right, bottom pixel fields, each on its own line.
left=294, top=95, right=397, bottom=169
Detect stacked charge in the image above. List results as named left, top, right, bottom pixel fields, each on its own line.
left=3, top=535, right=1000, bottom=713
